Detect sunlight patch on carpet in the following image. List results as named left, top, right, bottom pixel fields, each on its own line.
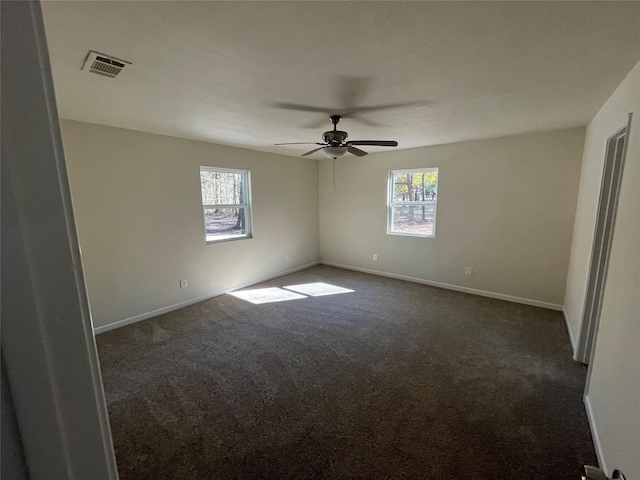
left=283, top=282, right=354, bottom=297
left=229, top=287, right=306, bottom=304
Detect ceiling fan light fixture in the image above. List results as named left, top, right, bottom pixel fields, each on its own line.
left=323, top=146, right=347, bottom=159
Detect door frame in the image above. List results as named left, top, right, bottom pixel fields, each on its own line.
left=575, top=115, right=632, bottom=365
left=1, top=2, right=119, bottom=478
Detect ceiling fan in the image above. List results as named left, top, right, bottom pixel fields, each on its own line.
left=275, top=115, right=398, bottom=159
left=273, top=75, right=430, bottom=129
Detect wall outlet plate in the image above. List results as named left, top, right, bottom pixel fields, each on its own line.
left=180, top=279, right=188, bottom=288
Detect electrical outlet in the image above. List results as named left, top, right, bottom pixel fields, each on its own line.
left=180, top=279, right=188, bottom=288
left=373, top=254, right=378, bottom=261
left=465, top=267, right=473, bottom=276
left=285, top=254, right=290, bottom=262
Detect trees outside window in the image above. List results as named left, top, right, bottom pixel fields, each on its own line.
left=200, top=167, right=252, bottom=243
left=388, top=168, right=438, bottom=237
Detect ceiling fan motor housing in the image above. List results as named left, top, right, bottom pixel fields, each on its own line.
left=323, top=130, right=348, bottom=145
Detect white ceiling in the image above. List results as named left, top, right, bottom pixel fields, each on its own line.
left=42, top=1, right=640, bottom=158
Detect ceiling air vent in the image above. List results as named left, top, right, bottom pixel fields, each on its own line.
left=82, top=50, right=131, bottom=78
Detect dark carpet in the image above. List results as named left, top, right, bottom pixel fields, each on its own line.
left=96, top=265, right=597, bottom=479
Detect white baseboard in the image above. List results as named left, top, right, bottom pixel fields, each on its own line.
left=93, top=261, right=320, bottom=334
left=584, top=393, right=607, bottom=473
left=320, top=261, right=563, bottom=311
left=562, top=306, right=578, bottom=354
left=95, top=259, right=564, bottom=334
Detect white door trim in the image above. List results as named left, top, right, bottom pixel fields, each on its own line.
left=1, top=2, right=118, bottom=478
left=575, top=114, right=632, bottom=365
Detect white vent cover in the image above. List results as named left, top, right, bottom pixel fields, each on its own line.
left=82, top=51, right=130, bottom=78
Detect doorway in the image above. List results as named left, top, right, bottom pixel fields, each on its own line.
left=575, top=116, right=632, bottom=365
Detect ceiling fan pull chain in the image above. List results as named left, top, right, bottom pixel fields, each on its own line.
left=333, top=158, right=336, bottom=189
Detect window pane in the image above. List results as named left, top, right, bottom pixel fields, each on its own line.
left=204, top=207, right=247, bottom=241
left=393, top=171, right=438, bottom=202
left=200, top=171, right=246, bottom=206
left=391, top=205, right=435, bottom=236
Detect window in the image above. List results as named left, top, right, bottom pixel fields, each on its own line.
left=200, top=166, right=252, bottom=243
left=388, top=168, right=438, bottom=237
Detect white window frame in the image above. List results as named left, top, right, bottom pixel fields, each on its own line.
left=200, top=166, right=253, bottom=244
left=387, top=167, right=438, bottom=238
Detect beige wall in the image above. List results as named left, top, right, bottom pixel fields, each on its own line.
left=565, top=62, right=639, bottom=477
left=60, top=120, right=319, bottom=330
left=319, top=129, right=585, bottom=307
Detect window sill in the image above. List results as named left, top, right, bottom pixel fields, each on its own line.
left=387, top=231, right=435, bottom=239
left=206, top=234, right=252, bottom=244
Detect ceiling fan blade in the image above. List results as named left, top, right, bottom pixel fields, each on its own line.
left=348, top=113, right=383, bottom=127
left=349, top=101, right=431, bottom=115
left=347, top=145, right=368, bottom=157
left=347, top=140, right=398, bottom=147
left=301, top=146, right=325, bottom=157
left=336, top=75, right=372, bottom=110
left=274, top=142, right=324, bottom=145
left=302, top=117, right=333, bottom=129
left=273, top=102, right=333, bottom=114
